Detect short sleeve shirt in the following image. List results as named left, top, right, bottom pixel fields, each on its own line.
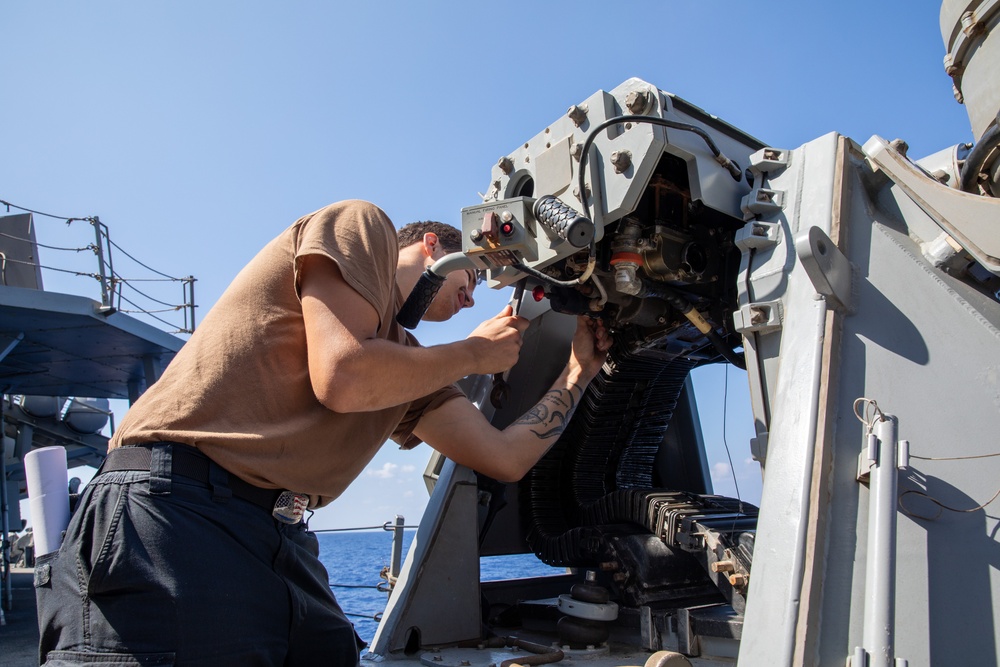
left=110, top=200, right=464, bottom=507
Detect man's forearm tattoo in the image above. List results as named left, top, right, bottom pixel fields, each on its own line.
left=514, top=385, right=581, bottom=439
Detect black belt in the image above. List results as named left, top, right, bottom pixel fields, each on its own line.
left=102, top=444, right=283, bottom=513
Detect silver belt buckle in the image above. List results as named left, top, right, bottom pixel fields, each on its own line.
left=272, top=491, right=309, bottom=524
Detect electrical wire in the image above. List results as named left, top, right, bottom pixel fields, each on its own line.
left=899, top=487, right=1000, bottom=520
left=910, top=451, right=1000, bottom=461
left=720, top=363, right=745, bottom=523
left=577, top=114, right=743, bottom=226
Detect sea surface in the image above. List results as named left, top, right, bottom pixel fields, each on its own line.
left=317, top=530, right=562, bottom=644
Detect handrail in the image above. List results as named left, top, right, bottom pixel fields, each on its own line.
left=0, top=198, right=197, bottom=334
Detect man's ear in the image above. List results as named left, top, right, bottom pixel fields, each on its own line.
left=422, top=232, right=440, bottom=257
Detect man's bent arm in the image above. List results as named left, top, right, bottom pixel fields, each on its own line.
left=413, top=317, right=611, bottom=482
left=300, top=254, right=527, bottom=413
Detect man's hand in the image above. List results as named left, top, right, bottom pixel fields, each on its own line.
left=568, top=316, right=613, bottom=385
left=463, top=305, right=530, bottom=376
left=415, top=313, right=613, bottom=483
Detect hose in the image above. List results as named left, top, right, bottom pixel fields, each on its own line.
left=959, top=122, right=1000, bottom=195
left=637, top=279, right=746, bottom=369
left=577, top=115, right=743, bottom=228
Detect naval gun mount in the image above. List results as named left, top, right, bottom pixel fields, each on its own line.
left=375, top=78, right=767, bottom=664
left=373, top=25, right=1000, bottom=664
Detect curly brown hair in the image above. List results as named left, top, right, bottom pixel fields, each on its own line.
left=397, top=221, right=463, bottom=253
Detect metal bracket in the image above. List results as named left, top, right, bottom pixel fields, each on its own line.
left=740, top=187, right=785, bottom=220
left=864, top=134, right=1000, bottom=276
left=750, top=432, right=769, bottom=464
left=736, top=219, right=782, bottom=251
left=857, top=433, right=877, bottom=483
left=732, top=301, right=783, bottom=335
left=795, top=226, right=852, bottom=311
left=747, top=146, right=791, bottom=177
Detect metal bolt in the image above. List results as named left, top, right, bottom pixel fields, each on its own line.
left=752, top=224, right=768, bottom=237
left=568, top=104, right=589, bottom=126
left=599, top=561, right=619, bottom=571
left=497, top=156, right=514, bottom=174
left=729, top=573, right=749, bottom=587
left=890, top=138, right=909, bottom=157
left=625, top=89, right=650, bottom=114
left=711, top=560, right=735, bottom=574
left=750, top=307, right=769, bottom=325
left=610, top=149, right=632, bottom=173
left=432, top=656, right=443, bottom=662
left=571, top=143, right=583, bottom=160
left=613, top=572, right=628, bottom=583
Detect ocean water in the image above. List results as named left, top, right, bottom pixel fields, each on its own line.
left=317, top=530, right=562, bottom=643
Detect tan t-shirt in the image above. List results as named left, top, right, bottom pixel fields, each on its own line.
left=110, top=200, right=464, bottom=507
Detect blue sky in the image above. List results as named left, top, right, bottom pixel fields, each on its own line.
left=3, top=2, right=971, bottom=529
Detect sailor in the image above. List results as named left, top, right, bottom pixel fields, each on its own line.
left=35, top=200, right=611, bottom=666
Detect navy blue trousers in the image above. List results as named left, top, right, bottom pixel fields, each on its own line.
left=35, top=444, right=363, bottom=666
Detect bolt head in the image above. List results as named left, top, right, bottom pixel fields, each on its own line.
left=610, top=149, right=632, bottom=173
left=625, top=89, right=650, bottom=114
left=567, top=104, right=589, bottom=126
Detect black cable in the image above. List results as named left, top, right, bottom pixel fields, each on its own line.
left=106, top=235, right=186, bottom=281
left=512, top=261, right=586, bottom=288
left=0, top=231, right=92, bottom=253
left=0, top=198, right=95, bottom=223
left=577, top=114, right=743, bottom=224
left=119, top=279, right=185, bottom=309
left=959, top=122, right=1000, bottom=194
left=705, top=329, right=747, bottom=370
left=636, top=278, right=746, bottom=369
left=115, top=291, right=186, bottom=331
left=0, top=254, right=99, bottom=280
